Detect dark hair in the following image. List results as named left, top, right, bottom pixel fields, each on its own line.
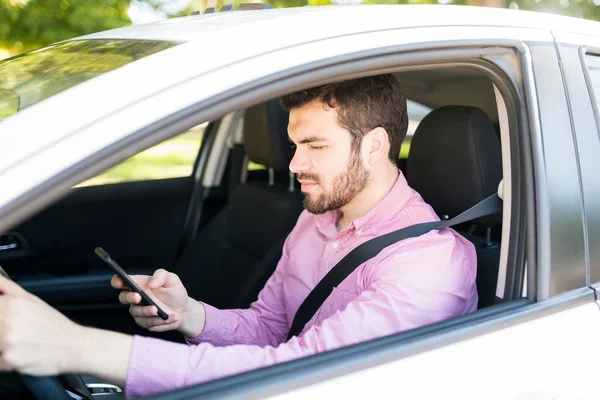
left=279, top=74, right=408, bottom=163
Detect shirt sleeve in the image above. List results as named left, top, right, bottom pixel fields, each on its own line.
left=125, top=232, right=477, bottom=398
left=185, top=236, right=292, bottom=348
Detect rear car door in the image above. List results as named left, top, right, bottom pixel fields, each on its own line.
left=552, top=30, right=600, bottom=309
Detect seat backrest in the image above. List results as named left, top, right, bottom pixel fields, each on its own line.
left=175, top=100, right=303, bottom=309
left=406, top=106, right=503, bottom=308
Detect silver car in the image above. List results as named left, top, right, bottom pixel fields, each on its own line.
left=1, top=4, right=599, bottom=399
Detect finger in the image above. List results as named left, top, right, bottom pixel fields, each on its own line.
left=162, top=272, right=181, bottom=289
left=129, top=305, right=158, bottom=318
left=110, top=275, right=127, bottom=289
left=145, top=316, right=180, bottom=332
left=118, top=291, right=141, bottom=305
left=144, top=313, right=178, bottom=327
left=0, top=276, right=28, bottom=296
left=148, top=269, right=169, bottom=289
left=147, top=323, right=180, bottom=333
left=149, top=269, right=180, bottom=289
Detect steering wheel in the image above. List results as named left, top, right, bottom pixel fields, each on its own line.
left=20, top=375, right=73, bottom=400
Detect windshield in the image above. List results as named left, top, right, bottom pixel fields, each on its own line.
left=0, top=39, right=178, bottom=120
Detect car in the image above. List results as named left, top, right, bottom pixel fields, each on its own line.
left=1, top=3, right=600, bottom=399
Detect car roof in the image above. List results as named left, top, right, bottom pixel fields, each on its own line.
left=0, top=4, right=594, bottom=210
left=78, top=5, right=600, bottom=43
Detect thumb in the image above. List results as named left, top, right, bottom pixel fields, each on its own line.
left=149, top=269, right=181, bottom=289
left=149, top=269, right=169, bottom=289
left=0, top=275, right=28, bottom=296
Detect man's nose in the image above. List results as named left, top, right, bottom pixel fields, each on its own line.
left=289, top=148, right=309, bottom=174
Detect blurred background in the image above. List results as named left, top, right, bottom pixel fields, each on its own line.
left=3, top=0, right=600, bottom=59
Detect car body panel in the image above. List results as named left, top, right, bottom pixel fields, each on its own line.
left=553, top=31, right=600, bottom=286
left=267, top=301, right=600, bottom=400
left=79, top=6, right=599, bottom=43
left=527, top=42, right=588, bottom=296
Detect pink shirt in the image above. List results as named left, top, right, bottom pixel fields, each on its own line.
left=125, top=172, right=477, bottom=397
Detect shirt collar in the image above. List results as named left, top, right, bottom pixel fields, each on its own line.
left=315, top=170, right=413, bottom=238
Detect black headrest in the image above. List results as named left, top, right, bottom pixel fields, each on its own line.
left=243, top=100, right=293, bottom=171
left=407, top=106, right=502, bottom=227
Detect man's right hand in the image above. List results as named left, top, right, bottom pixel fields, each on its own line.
left=110, top=269, right=206, bottom=338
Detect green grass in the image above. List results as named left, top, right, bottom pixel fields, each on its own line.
left=248, top=161, right=266, bottom=171
left=399, top=138, right=412, bottom=159
left=76, top=129, right=203, bottom=187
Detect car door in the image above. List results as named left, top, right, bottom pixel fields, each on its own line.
left=250, top=35, right=600, bottom=400
left=123, top=27, right=600, bottom=398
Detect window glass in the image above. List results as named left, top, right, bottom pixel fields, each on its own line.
left=248, top=161, right=266, bottom=171
left=400, top=100, right=432, bottom=159
left=76, top=123, right=206, bottom=187
left=0, top=39, right=177, bottom=120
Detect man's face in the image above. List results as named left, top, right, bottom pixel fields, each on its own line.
left=288, top=100, right=370, bottom=214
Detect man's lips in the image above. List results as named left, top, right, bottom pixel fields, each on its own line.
left=298, top=179, right=317, bottom=190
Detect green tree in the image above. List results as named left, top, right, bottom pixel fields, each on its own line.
left=2, top=0, right=600, bottom=57
left=0, top=0, right=133, bottom=52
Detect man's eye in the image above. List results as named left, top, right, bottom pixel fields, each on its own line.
left=309, top=145, right=323, bottom=150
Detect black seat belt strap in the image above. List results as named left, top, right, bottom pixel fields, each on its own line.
left=286, top=193, right=502, bottom=340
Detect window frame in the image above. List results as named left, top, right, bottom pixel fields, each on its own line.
left=573, top=46, right=600, bottom=286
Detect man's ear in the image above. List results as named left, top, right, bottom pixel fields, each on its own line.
left=364, top=127, right=389, bottom=166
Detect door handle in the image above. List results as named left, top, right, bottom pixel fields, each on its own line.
left=0, top=243, right=17, bottom=251
left=0, top=233, right=25, bottom=255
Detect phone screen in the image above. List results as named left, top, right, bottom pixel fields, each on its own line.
left=95, top=247, right=168, bottom=321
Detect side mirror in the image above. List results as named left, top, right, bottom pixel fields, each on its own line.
left=0, top=89, right=20, bottom=120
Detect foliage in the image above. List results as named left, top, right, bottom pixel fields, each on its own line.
left=511, top=0, right=600, bottom=20
left=0, top=0, right=133, bottom=52
left=0, top=39, right=175, bottom=112
left=1, top=0, right=600, bottom=55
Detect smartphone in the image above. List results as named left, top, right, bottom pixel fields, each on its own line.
left=95, top=247, right=169, bottom=321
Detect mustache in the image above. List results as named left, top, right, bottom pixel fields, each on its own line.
left=296, top=173, right=320, bottom=183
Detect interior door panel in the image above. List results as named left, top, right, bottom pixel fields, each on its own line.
left=0, top=177, right=192, bottom=334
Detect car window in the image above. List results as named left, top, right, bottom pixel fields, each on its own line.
left=400, top=99, right=432, bottom=159
left=75, top=123, right=205, bottom=187
left=0, top=39, right=177, bottom=120
left=585, top=53, right=600, bottom=115
left=248, top=161, right=266, bottom=171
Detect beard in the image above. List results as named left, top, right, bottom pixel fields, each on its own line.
left=299, top=148, right=370, bottom=214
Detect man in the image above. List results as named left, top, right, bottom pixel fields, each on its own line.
left=0, top=75, right=477, bottom=397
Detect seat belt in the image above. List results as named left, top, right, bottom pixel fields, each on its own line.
left=286, top=193, right=502, bottom=341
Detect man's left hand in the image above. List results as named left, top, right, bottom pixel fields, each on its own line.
left=0, top=275, right=85, bottom=376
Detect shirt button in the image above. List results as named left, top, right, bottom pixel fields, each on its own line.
left=356, top=229, right=362, bottom=236
left=332, top=241, right=339, bottom=249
